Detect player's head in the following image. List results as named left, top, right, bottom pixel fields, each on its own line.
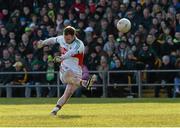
left=63, top=26, right=76, bottom=44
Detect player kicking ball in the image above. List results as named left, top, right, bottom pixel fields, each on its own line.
left=37, top=26, right=97, bottom=116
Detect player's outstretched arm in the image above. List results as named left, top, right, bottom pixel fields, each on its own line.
left=37, top=37, right=57, bottom=48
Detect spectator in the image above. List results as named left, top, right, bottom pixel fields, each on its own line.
left=138, top=43, right=156, bottom=69
left=86, top=50, right=100, bottom=70
left=1, top=49, right=11, bottom=62
left=11, top=61, right=28, bottom=97
left=174, top=58, right=180, bottom=97
left=71, top=0, right=86, bottom=14
left=155, top=55, right=175, bottom=97
left=0, top=59, right=14, bottom=97
left=110, top=58, right=126, bottom=84
left=0, top=27, right=9, bottom=57
left=97, top=56, right=108, bottom=83
left=25, top=59, right=43, bottom=97
left=103, top=34, right=117, bottom=53
left=46, top=56, right=57, bottom=97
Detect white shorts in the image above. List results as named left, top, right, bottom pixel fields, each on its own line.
left=59, top=65, right=82, bottom=84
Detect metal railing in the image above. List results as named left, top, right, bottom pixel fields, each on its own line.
left=0, top=70, right=180, bottom=98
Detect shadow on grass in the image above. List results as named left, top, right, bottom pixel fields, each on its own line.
left=57, top=115, right=81, bottom=119
left=0, top=98, right=180, bottom=105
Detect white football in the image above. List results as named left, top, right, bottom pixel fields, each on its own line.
left=117, top=18, right=131, bottom=33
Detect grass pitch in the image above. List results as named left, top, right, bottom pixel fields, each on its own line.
left=0, top=98, right=180, bottom=127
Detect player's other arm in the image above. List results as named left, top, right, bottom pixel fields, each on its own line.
left=53, top=45, right=80, bottom=63
left=37, top=37, right=57, bottom=48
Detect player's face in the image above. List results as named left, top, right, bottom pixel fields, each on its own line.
left=64, top=34, right=75, bottom=44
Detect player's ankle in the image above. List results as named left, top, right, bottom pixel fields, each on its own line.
left=56, top=105, right=62, bottom=110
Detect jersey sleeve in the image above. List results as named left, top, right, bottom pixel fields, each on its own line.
left=42, top=37, right=56, bottom=45
left=42, top=36, right=62, bottom=45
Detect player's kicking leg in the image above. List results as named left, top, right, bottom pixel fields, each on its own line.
left=50, top=84, right=78, bottom=116
left=50, top=71, right=97, bottom=116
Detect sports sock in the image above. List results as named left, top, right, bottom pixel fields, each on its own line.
left=80, top=80, right=88, bottom=88
left=56, top=105, right=62, bottom=110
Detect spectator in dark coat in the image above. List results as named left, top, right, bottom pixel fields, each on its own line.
left=0, top=59, right=14, bottom=97
left=155, top=55, right=175, bottom=97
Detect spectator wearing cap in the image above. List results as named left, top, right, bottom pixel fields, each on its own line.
left=11, top=61, right=27, bottom=97
left=137, top=43, right=156, bottom=70
left=84, top=26, right=94, bottom=43
left=0, top=59, right=14, bottom=97
left=63, top=19, right=71, bottom=27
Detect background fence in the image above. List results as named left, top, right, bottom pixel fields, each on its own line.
left=0, top=70, right=180, bottom=98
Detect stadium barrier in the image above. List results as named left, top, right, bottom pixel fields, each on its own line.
left=0, top=70, right=180, bottom=98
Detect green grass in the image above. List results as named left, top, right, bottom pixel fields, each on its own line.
left=0, top=98, right=180, bottom=127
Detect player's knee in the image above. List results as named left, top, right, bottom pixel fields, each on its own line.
left=65, top=77, right=75, bottom=85
left=64, top=71, right=76, bottom=84
left=65, top=70, right=74, bottom=77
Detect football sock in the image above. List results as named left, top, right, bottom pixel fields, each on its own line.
left=56, top=105, right=62, bottom=110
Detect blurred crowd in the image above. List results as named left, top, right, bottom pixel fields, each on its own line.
left=0, top=0, right=180, bottom=98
